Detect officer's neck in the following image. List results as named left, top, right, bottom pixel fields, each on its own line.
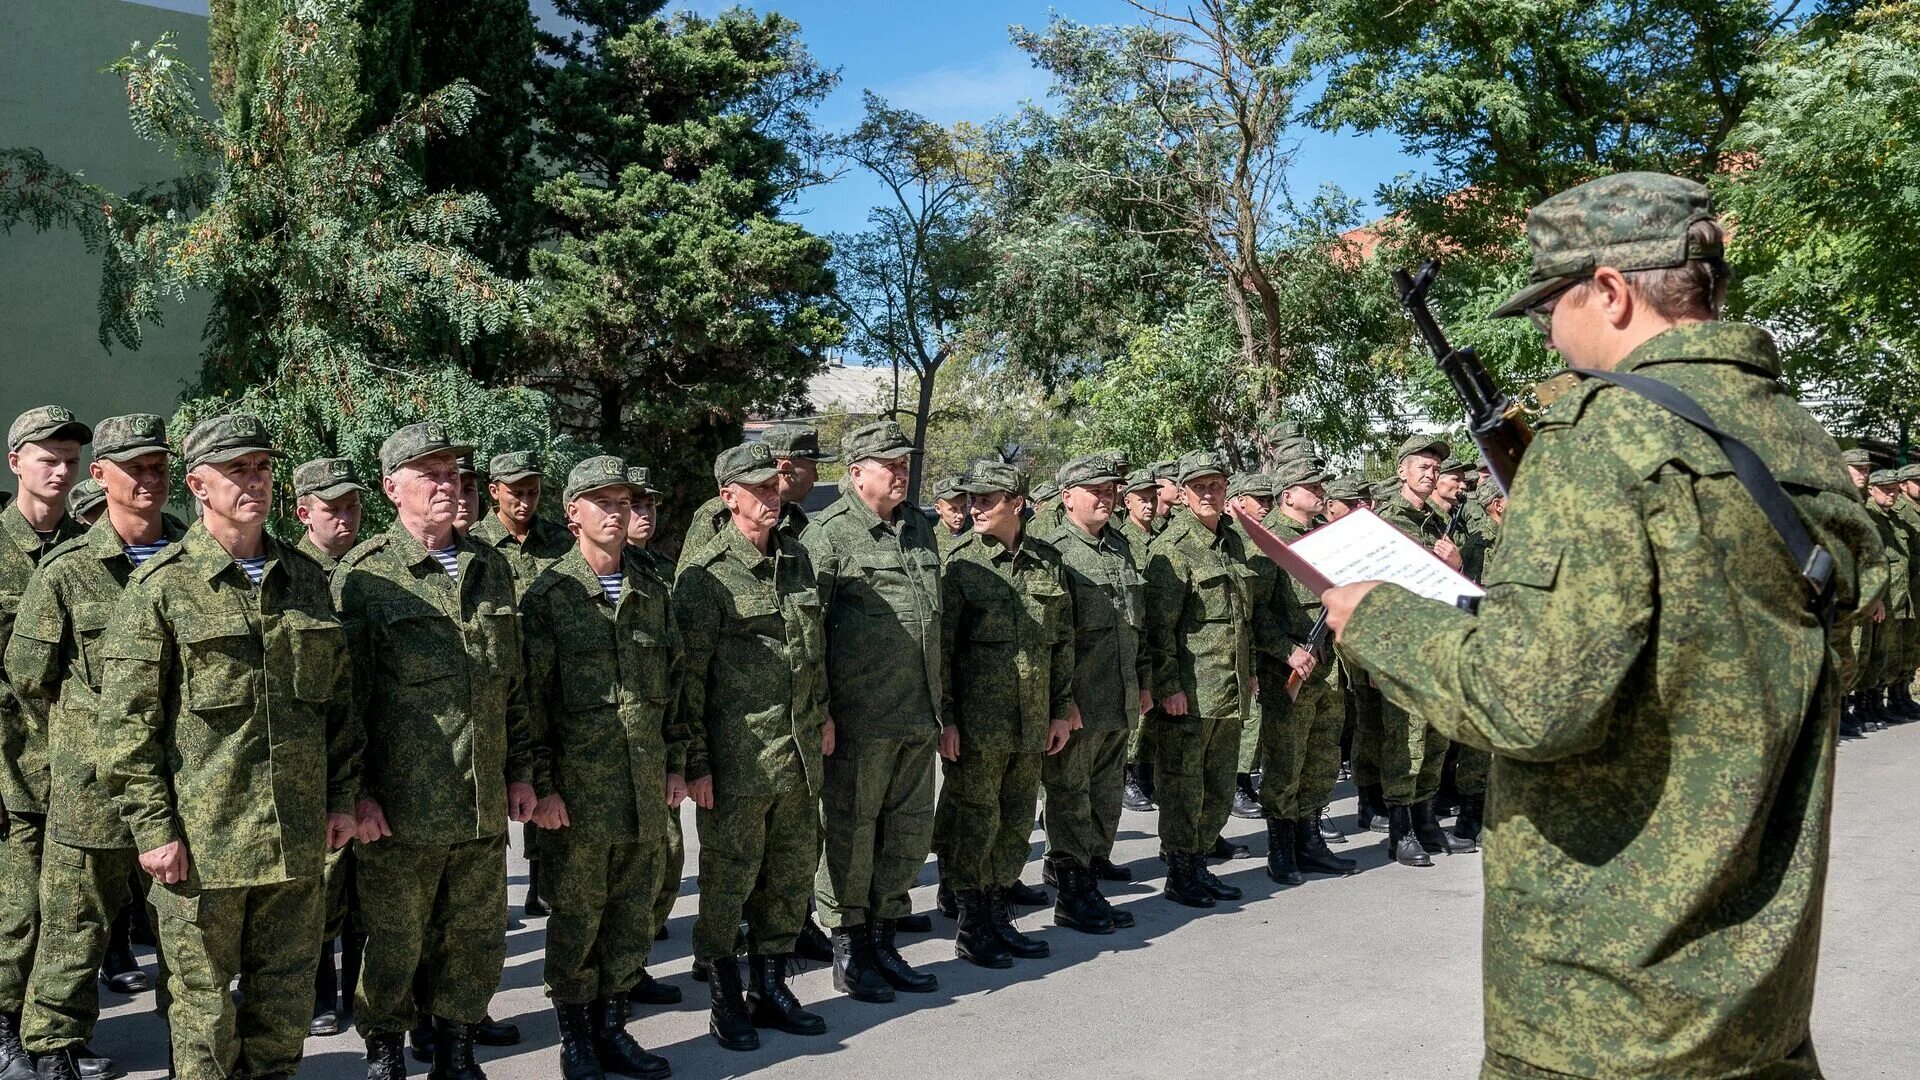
left=494, top=508, right=530, bottom=542
left=580, top=536, right=622, bottom=576
left=1398, top=483, right=1427, bottom=509
left=13, top=489, right=66, bottom=532
left=107, top=502, right=165, bottom=547
left=203, top=514, right=265, bottom=561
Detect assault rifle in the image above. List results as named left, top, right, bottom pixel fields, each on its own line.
left=1391, top=261, right=1532, bottom=494
left=1284, top=611, right=1330, bottom=700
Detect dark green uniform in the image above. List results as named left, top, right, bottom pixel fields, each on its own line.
left=470, top=513, right=574, bottom=595
left=674, top=526, right=827, bottom=961
left=1370, top=487, right=1452, bottom=807
left=1253, top=511, right=1344, bottom=821
left=333, top=526, right=533, bottom=1037
left=1888, top=495, right=1920, bottom=684
left=1863, top=500, right=1909, bottom=687
left=1118, top=515, right=1160, bottom=771
left=98, top=524, right=357, bottom=1080
left=627, top=545, right=686, bottom=944
left=675, top=497, right=807, bottom=573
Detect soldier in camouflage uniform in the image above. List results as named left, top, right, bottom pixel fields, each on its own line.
left=5, top=415, right=175, bottom=1080
left=1148, top=461, right=1179, bottom=535
left=1319, top=475, right=1384, bottom=833
left=1885, top=464, right=1920, bottom=721
left=1862, top=471, right=1912, bottom=731
left=1224, top=472, right=1277, bottom=819
left=1, top=407, right=90, bottom=1080
left=96, top=414, right=360, bottom=1080
left=1326, top=172, right=1886, bottom=1080
left=1038, top=455, right=1148, bottom=934
left=1143, top=451, right=1257, bottom=908
left=801, top=420, right=943, bottom=1003
left=929, top=475, right=970, bottom=558
left=1427, top=456, right=1495, bottom=847
left=674, top=443, right=831, bottom=1051
left=333, top=423, right=538, bottom=1079
left=676, top=424, right=830, bottom=573
left=452, top=457, right=481, bottom=537
left=61, top=485, right=103, bottom=529
left=520, top=457, right=678, bottom=1079
left=1118, top=469, right=1160, bottom=813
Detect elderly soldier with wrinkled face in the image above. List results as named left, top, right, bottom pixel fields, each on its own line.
left=677, top=424, right=833, bottom=573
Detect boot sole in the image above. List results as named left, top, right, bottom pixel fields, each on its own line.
left=1266, top=870, right=1304, bottom=886
left=1000, top=943, right=1050, bottom=959
left=879, top=975, right=939, bottom=993
left=1163, top=890, right=1216, bottom=908
left=1054, top=914, right=1117, bottom=935
left=957, top=948, right=1014, bottom=969
left=708, top=1026, right=761, bottom=1052
left=1299, top=862, right=1358, bottom=876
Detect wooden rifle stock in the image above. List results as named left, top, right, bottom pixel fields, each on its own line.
left=1391, top=261, right=1533, bottom=495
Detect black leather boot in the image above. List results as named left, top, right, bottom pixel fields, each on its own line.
left=1414, top=799, right=1475, bottom=855
left=1231, top=773, right=1262, bottom=819
left=1195, top=858, right=1242, bottom=901
left=1087, top=878, right=1133, bottom=928
left=364, top=1033, right=407, bottom=1080
left=1841, top=694, right=1866, bottom=737
left=555, top=1002, right=605, bottom=1080
left=1357, top=784, right=1391, bottom=833
left=895, top=912, right=934, bottom=933
left=706, top=957, right=759, bottom=1051
left=1049, top=860, right=1115, bottom=935
left=1388, top=805, right=1432, bottom=867
left=829, top=926, right=894, bottom=1003
left=955, top=888, right=1012, bottom=969
left=628, top=968, right=681, bottom=1006
left=746, top=954, right=825, bottom=1035
left=523, top=856, right=549, bottom=917
left=311, top=937, right=341, bottom=1036
left=1, top=1012, right=28, bottom=1080
left=1264, top=818, right=1302, bottom=886
left=1317, top=806, right=1347, bottom=844
left=1004, top=879, right=1049, bottom=906
left=1893, top=685, right=1920, bottom=721
left=870, top=919, right=939, bottom=991
left=426, top=1017, right=485, bottom=1080
left=1864, top=688, right=1893, bottom=730
left=408, top=1011, right=435, bottom=1064
left=101, top=905, right=147, bottom=995
left=594, top=996, right=671, bottom=1079
left=794, top=914, right=833, bottom=964
left=988, top=886, right=1051, bottom=958
left=1209, top=835, right=1250, bottom=861
left=32, top=1051, right=78, bottom=1080
left=1122, top=764, right=1155, bottom=811
left=1294, top=816, right=1357, bottom=876
left=1162, top=852, right=1215, bottom=908
left=1453, top=794, right=1485, bottom=848
left=1090, top=855, right=1133, bottom=882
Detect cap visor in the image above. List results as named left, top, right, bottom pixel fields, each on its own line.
left=781, top=450, right=838, bottom=463
left=15, top=421, right=95, bottom=449
left=1490, top=276, right=1564, bottom=319
left=304, top=481, right=366, bottom=501
left=1180, top=470, right=1226, bottom=485
left=958, top=481, right=1014, bottom=496
left=195, top=444, right=286, bottom=466
left=856, top=447, right=917, bottom=463
left=96, top=445, right=171, bottom=463
left=728, top=466, right=780, bottom=486
left=491, top=468, right=541, bottom=483
left=1068, top=474, right=1123, bottom=488
left=391, top=444, right=476, bottom=474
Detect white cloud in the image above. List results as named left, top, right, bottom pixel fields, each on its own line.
left=871, top=47, right=1051, bottom=125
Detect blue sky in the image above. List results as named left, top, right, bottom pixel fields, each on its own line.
left=136, top=0, right=1426, bottom=235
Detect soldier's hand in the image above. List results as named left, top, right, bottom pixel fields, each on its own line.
left=1066, top=705, right=1084, bottom=732
left=821, top=718, right=836, bottom=757
left=1287, top=647, right=1317, bottom=681
left=938, top=724, right=960, bottom=762
left=1045, top=718, right=1072, bottom=755
left=687, top=776, right=715, bottom=810
left=355, top=797, right=392, bottom=845
left=140, top=840, right=189, bottom=885
left=666, top=773, right=688, bottom=807
left=1161, top=691, right=1190, bottom=717
left=1322, top=581, right=1384, bottom=641
left=533, top=794, right=570, bottom=830
left=1433, top=537, right=1463, bottom=570
left=507, top=782, right=538, bottom=824
left=326, top=813, right=357, bottom=851
left=1138, top=689, right=1153, bottom=718
left=1872, top=599, right=1887, bottom=624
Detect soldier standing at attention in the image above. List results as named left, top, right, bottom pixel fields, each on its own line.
left=61, top=485, right=104, bottom=529
left=1144, top=451, right=1256, bottom=908
left=472, top=451, right=573, bottom=588
left=1148, top=461, right=1180, bottom=535
left=1426, top=457, right=1494, bottom=848
left=1886, top=464, right=1920, bottom=720
left=6, top=415, right=177, bottom=1080
left=677, top=424, right=830, bottom=573
left=801, top=421, right=943, bottom=1004
left=96, top=414, right=359, bottom=1080
left=1, top=407, right=90, bottom=1080
left=674, top=443, right=831, bottom=1051
left=929, top=476, right=970, bottom=558
left=334, top=423, right=538, bottom=1080
left=1324, top=172, right=1885, bottom=1080
left=452, top=458, right=481, bottom=538
left=1118, top=469, right=1160, bottom=814
left=520, top=457, right=678, bottom=1080
left=1862, top=471, right=1912, bottom=731
left=1225, top=472, right=1278, bottom=821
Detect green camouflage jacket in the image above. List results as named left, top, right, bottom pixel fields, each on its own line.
left=1254, top=511, right=1328, bottom=684
left=676, top=497, right=808, bottom=573
left=333, top=525, right=534, bottom=845
left=97, top=524, right=359, bottom=888
left=672, top=525, right=828, bottom=797
left=940, top=530, right=1075, bottom=752
left=296, top=533, right=344, bottom=574
left=471, top=512, right=574, bottom=596
left=0, top=503, right=89, bottom=814
left=627, top=545, right=676, bottom=588
left=1043, top=518, right=1148, bottom=733
left=4, top=515, right=188, bottom=848
left=1373, top=486, right=1443, bottom=547
left=521, top=546, right=679, bottom=844
left=1143, top=509, right=1256, bottom=721
left=802, top=492, right=944, bottom=742
left=935, top=524, right=970, bottom=560
left=1866, top=502, right=1911, bottom=617
left=1891, top=497, right=1920, bottom=615
left=1338, top=322, right=1885, bottom=1080
left=1117, top=516, right=1155, bottom=571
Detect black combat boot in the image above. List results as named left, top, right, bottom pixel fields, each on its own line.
left=1209, top=835, right=1250, bottom=861
left=1004, top=879, right=1049, bottom=906
left=1839, top=695, right=1864, bottom=739
left=1294, top=816, right=1357, bottom=876
left=628, top=968, right=681, bottom=1006
left=746, top=954, right=825, bottom=1035
left=31, top=1050, right=78, bottom=1080
left=1414, top=799, right=1475, bottom=855
left=1892, top=684, right=1920, bottom=721
left=895, top=912, right=934, bottom=933
left=1049, top=859, right=1115, bottom=935
left=101, top=905, right=147, bottom=995
left=1231, top=773, right=1262, bottom=819
left=1086, top=875, right=1134, bottom=928
left=0, top=1013, right=28, bottom=1080
left=69, top=1049, right=112, bottom=1080
left=987, top=886, right=1051, bottom=958
left=1264, top=818, right=1303, bottom=886
left=794, top=913, right=834, bottom=963
left=1195, top=859, right=1242, bottom=901
left=364, top=1033, right=407, bottom=1080
left=829, top=926, right=894, bottom=1003
left=594, top=996, right=671, bottom=1079
left=311, top=938, right=341, bottom=1036
left=1864, top=687, right=1894, bottom=730
left=705, top=957, right=759, bottom=1052
left=1317, top=806, right=1347, bottom=844
left=1090, top=855, right=1133, bottom=882
left=869, top=919, right=939, bottom=991
left=1452, top=794, right=1485, bottom=848
left=426, top=1017, right=485, bottom=1080
left=409, top=1010, right=435, bottom=1063
left=955, top=888, right=1012, bottom=969
left=555, top=1002, right=605, bottom=1080
left=1122, top=764, right=1155, bottom=811
left=523, top=856, right=549, bottom=917
left=1388, top=805, right=1432, bottom=867
left=1162, top=852, right=1216, bottom=908
left=1357, top=784, right=1391, bottom=833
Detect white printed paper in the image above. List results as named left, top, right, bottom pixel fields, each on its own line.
left=1286, top=508, right=1485, bottom=607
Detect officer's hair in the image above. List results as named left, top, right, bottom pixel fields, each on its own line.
left=1622, top=218, right=1729, bottom=321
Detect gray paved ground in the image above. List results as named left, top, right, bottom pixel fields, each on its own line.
left=96, top=724, right=1918, bottom=1079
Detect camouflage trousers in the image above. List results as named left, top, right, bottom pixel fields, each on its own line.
left=544, top=829, right=664, bottom=1005
left=21, top=842, right=164, bottom=1053
left=149, top=873, right=324, bottom=1080
left=1127, top=710, right=1159, bottom=765
left=1041, top=727, right=1128, bottom=867
left=652, top=806, right=685, bottom=939
left=1454, top=745, right=1491, bottom=798
left=1381, top=699, right=1448, bottom=807
left=933, top=748, right=1041, bottom=891
left=1257, top=670, right=1345, bottom=821
left=354, top=834, right=507, bottom=1036
left=321, top=843, right=357, bottom=943
left=815, top=733, right=937, bottom=930
left=1157, top=714, right=1239, bottom=855
left=1346, top=672, right=1385, bottom=790
left=0, top=810, right=43, bottom=1013
left=694, top=755, right=819, bottom=962
left=1237, top=699, right=1264, bottom=774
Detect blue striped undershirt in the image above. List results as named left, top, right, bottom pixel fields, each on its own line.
left=235, top=556, right=268, bottom=585
left=597, top=573, right=623, bottom=604
left=430, top=548, right=460, bottom=579
left=125, top=538, right=169, bottom=566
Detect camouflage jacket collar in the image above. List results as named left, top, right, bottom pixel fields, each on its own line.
left=1051, top=516, right=1119, bottom=556
left=715, top=520, right=780, bottom=571
left=1618, top=321, right=1782, bottom=379
left=0, top=500, right=81, bottom=560
left=549, top=543, right=628, bottom=603
left=473, top=511, right=567, bottom=548
left=385, top=521, right=476, bottom=573
left=88, top=511, right=187, bottom=562
left=1377, top=487, right=1436, bottom=526
left=973, top=528, right=1033, bottom=565
left=175, top=520, right=288, bottom=585
left=295, top=532, right=340, bottom=570
left=836, top=490, right=911, bottom=536
left=1164, top=507, right=1228, bottom=549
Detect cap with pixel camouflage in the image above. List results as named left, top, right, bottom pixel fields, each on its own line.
left=625, top=465, right=663, bottom=497
left=92, top=413, right=169, bottom=462
left=1274, top=457, right=1330, bottom=491
left=1322, top=475, right=1369, bottom=503
left=1869, top=469, right=1902, bottom=487
left=380, top=422, right=473, bottom=476
left=1263, top=421, right=1306, bottom=447
left=1897, top=463, right=1920, bottom=483
left=841, top=420, right=917, bottom=464
left=1371, top=478, right=1403, bottom=501
left=961, top=460, right=1027, bottom=497
left=563, top=455, right=637, bottom=504
left=293, top=457, right=367, bottom=500
left=1397, top=435, right=1449, bottom=463
left=1840, top=448, right=1874, bottom=468
left=1099, top=448, right=1130, bottom=477
left=1174, top=450, right=1227, bottom=486
left=1150, top=459, right=1179, bottom=482
left=714, top=442, right=780, bottom=489
left=1439, top=455, right=1473, bottom=475
left=184, top=413, right=284, bottom=470
left=9, top=405, right=92, bottom=451
left=1493, top=172, right=1722, bottom=318
left=1124, top=468, right=1158, bottom=494
left=930, top=474, right=968, bottom=502
left=66, top=478, right=106, bottom=519
left=1226, top=473, right=1275, bottom=500
left=1057, top=454, right=1123, bottom=490
left=763, top=423, right=838, bottom=463
left=487, top=450, right=543, bottom=484
left=1029, top=481, right=1059, bottom=503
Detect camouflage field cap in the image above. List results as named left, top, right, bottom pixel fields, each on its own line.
left=1030, top=481, right=1059, bottom=503
left=9, top=405, right=92, bottom=451
left=1264, top=421, right=1306, bottom=447
left=1493, top=172, right=1722, bottom=318
left=379, top=422, right=473, bottom=476
left=1226, top=473, right=1275, bottom=500
left=1174, top=450, right=1227, bottom=486
left=930, top=474, right=969, bottom=502
left=457, top=455, right=479, bottom=478
left=1150, top=459, right=1180, bottom=481
left=1123, top=468, right=1158, bottom=494
left=1322, top=474, right=1369, bottom=502
left=714, top=442, right=780, bottom=488
left=1869, top=469, right=1902, bottom=487
left=92, top=413, right=169, bottom=462
left=1274, top=457, right=1330, bottom=491
left=1057, top=454, right=1123, bottom=490
left=1099, top=448, right=1130, bottom=477
left=488, top=450, right=543, bottom=484
left=1439, top=455, right=1474, bottom=475
left=1897, top=463, right=1920, bottom=483
left=1397, top=435, right=1450, bottom=462
left=763, top=423, right=838, bottom=463
left=563, top=455, right=635, bottom=504
left=293, top=457, right=366, bottom=500
left=842, top=420, right=917, bottom=464
left=184, top=413, right=284, bottom=469
left=961, top=460, right=1027, bottom=497
left=1371, top=478, right=1403, bottom=501
left=625, top=465, right=663, bottom=497
left=1840, top=448, right=1874, bottom=467
left=66, top=478, right=106, bottom=519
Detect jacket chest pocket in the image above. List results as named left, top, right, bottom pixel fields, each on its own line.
left=561, top=638, right=621, bottom=712
left=1190, top=564, right=1245, bottom=622
left=1073, top=576, right=1118, bottom=632
left=1021, top=581, right=1069, bottom=640
left=786, top=587, right=826, bottom=662
left=176, top=612, right=260, bottom=713
left=624, top=626, right=672, bottom=704
left=381, top=611, right=461, bottom=685
left=72, top=601, right=115, bottom=688
left=278, top=610, right=346, bottom=703
left=853, top=550, right=939, bottom=618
